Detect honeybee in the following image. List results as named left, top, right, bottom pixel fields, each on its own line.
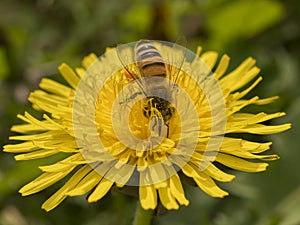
left=116, top=39, right=186, bottom=137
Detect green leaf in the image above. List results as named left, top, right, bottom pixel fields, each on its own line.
left=207, top=0, right=284, bottom=49
left=275, top=187, right=300, bottom=225
left=0, top=160, right=41, bottom=195
left=120, top=4, right=151, bottom=33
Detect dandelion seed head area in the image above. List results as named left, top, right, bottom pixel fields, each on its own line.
left=3, top=41, right=291, bottom=211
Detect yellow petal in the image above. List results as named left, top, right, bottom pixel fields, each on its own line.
left=182, top=163, right=200, bottom=178
left=81, top=53, right=98, bottom=69
left=170, top=174, right=189, bottom=206
left=231, top=76, right=262, bottom=100
left=182, top=163, right=229, bottom=197
left=220, top=57, right=256, bottom=91
left=254, top=96, right=279, bottom=105
left=216, top=153, right=269, bottom=172
left=13, top=112, right=58, bottom=132
left=158, top=186, right=179, bottom=210
left=39, top=154, right=84, bottom=172
left=241, top=140, right=272, bottom=154
left=200, top=51, right=218, bottom=69
left=139, top=185, right=157, bottom=210
left=227, top=123, right=291, bottom=135
left=58, top=63, right=80, bottom=89
left=42, top=165, right=92, bottom=211
left=231, top=67, right=260, bottom=92
left=229, top=112, right=286, bottom=124
left=227, top=96, right=260, bottom=116
left=15, top=149, right=59, bottom=161
left=193, top=172, right=229, bottom=198
left=204, top=164, right=235, bottom=182
left=20, top=168, right=74, bottom=196
left=88, top=178, right=114, bottom=202
left=196, top=46, right=202, bottom=56
left=221, top=137, right=272, bottom=154
left=75, top=67, right=86, bottom=78
left=3, top=142, right=38, bottom=153
left=39, top=78, right=72, bottom=97
left=9, top=130, right=68, bottom=141
left=108, top=162, right=135, bottom=187
left=29, top=90, right=69, bottom=107
left=214, top=54, right=230, bottom=79
left=67, top=170, right=102, bottom=196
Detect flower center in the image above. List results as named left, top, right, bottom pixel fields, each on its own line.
left=94, top=72, right=181, bottom=167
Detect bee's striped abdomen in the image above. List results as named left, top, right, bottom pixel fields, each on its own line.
left=135, top=40, right=167, bottom=77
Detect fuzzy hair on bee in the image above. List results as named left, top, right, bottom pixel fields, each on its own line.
left=116, top=39, right=186, bottom=137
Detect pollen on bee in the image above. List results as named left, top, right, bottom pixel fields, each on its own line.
left=124, top=70, right=134, bottom=81
left=128, top=100, right=150, bottom=139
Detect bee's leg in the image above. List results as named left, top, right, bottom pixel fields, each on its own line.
left=151, top=117, right=157, bottom=131
left=165, top=122, right=170, bottom=138
left=119, top=91, right=143, bottom=105
left=150, top=116, right=164, bottom=137
left=153, top=118, right=162, bottom=136
left=129, top=91, right=144, bottom=100
left=158, top=118, right=162, bottom=136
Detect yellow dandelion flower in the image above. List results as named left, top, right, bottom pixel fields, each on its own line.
left=3, top=40, right=290, bottom=213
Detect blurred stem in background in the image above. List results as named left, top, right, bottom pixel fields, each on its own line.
left=132, top=202, right=153, bottom=225
left=148, top=0, right=172, bottom=40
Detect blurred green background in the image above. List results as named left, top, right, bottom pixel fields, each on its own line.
left=0, top=0, right=299, bottom=224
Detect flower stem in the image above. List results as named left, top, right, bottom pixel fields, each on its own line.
left=132, top=201, right=153, bottom=225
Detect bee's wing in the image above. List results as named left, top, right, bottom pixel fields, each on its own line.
left=116, top=42, right=146, bottom=94
left=164, top=36, right=187, bottom=83
left=116, top=42, right=141, bottom=81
